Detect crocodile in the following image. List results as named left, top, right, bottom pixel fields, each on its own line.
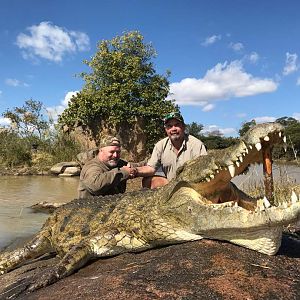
left=0, top=122, right=299, bottom=297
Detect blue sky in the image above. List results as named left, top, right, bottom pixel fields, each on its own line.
left=0, top=0, right=299, bottom=136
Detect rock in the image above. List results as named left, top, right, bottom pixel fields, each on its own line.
left=59, top=166, right=81, bottom=176
left=30, top=201, right=65, bottom=214
left=76, top=148, right=99, bottom=165
left=0, top=235, right=299, bottom=299
left=50, top=162, right=80, bottom=175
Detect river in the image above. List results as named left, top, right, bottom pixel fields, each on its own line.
left=0, top=163, right=299, bottom=250
left=0, top=176, right=78, bottom=250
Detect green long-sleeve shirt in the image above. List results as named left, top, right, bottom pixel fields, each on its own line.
left=78, top=157, right=130, bottom=198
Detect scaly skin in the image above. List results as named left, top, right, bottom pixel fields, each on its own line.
left=0, top=122, right=299, bottom=298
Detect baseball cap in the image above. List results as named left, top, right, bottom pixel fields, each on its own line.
left=163, top=111, right=184, bottom=124
left=100, top=135, right=121, bottom=148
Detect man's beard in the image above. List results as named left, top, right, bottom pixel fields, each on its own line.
left=169, top=134, right=181, bottom=142
left=105, top=159, right=118, bottom=168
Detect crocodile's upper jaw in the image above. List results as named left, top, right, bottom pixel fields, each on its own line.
left=176, top=122, right=286, bottom=200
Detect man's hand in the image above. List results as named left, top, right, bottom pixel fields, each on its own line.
left=121, top=166, right=138, bottom=178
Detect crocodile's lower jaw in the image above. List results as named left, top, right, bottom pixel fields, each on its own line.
left=209, top=227, right=283, bottom=255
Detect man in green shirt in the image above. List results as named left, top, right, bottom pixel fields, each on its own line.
left=78, top=136, right=138, bottom=198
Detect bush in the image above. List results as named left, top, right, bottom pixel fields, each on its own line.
left=0, top=131, right=32, bottom=167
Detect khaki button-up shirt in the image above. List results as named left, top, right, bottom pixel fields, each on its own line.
left=147, top=134, right=207, bottom=181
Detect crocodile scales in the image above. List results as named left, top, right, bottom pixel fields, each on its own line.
left=0, top=122, right=299, bottom=297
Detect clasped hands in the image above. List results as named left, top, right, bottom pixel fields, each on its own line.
left=121, top=164, right=138, bottom=178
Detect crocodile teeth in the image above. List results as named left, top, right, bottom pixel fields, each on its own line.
left=264, top=136, right=270, bottom=141
left=283, top=144, right=287, bottom=152
left=245, top=147, right=249, bottom=154
left=239, top=155, right=243, bottom=162
left=263, top=196, right=271, bottom=208
left=228, top=165, right=235, bottom=178
left=283, top=136, right=287, bottom=143
left=257, top=199, right=265, bottom=211
left=249, top=145, right=253, bottom=150
left=255, top=142, right=262, bottom=151
left=279, top=131, right=282, bottom=137
left=236, top=161, right=240, bottom=167
left=210, top=174, right=215, bottom=179
left=291, top=191, right=298, bottom=203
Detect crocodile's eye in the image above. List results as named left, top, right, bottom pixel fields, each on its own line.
left=187, top=206, right=193, bottom=213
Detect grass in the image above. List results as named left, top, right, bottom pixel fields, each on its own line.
left=240, top=164, right=300, bottom=205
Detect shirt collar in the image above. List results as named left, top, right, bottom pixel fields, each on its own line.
left=167, top=134, right=188, bottom=151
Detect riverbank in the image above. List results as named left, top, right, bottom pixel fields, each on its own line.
left=0, top=165, right=50, bottom=176
left=0, top=158, right=298, bottom=177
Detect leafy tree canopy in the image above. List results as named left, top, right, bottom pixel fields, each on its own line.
left=239, top=119, right=256, bottom=136
left=186, top=122, right=204, bottom=139
left=59, top=31, right=177, bottom=151
left=275, top=117, right=300, bottom=160
left=2, top=99, right=49, bottom=140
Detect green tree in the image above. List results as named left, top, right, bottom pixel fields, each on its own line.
left=275, top=117, right=300, bottom=161
left=59, top=31, right=177, bottom=157
left=0, top=130, right=32, bottom=167
left=239, top=119, right=256, bottom=136
left=186, top=122, right=204, bottom=139
left=3, top=99, right=49, bottom=140
left=201, top=135, right=238, bottom=150
left=275, top=116, right=298, bottom=127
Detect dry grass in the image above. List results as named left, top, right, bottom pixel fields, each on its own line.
left=240, top=170, right=299, bottom=205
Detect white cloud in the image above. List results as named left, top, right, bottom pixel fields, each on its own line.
left=16, top=22, right=90, bottom=62
left=70, top=31, right=90, bottom=51
left=229, top=42, right=244, bottom=52
left=237, top=113, right=247, bottom=118
left=5, top=78, right=29, bottom=87
left=283, top=52, right=298, bottom=76
left=46, top=91, right=78, bottom=122
left=202, top=103, right=215, bottom=112
left=0, top=117, right=11, bottom=127
left=254, top=116, right=276, bottom=123
left=168, top=60, right=278, bottom=108
left=201, top=35, right=221, bottom=46
left=248, top=52, right=259, bottom=63
left=292, top=113, right=300, bottom=121
left=202, top=124, right=237, bottom=136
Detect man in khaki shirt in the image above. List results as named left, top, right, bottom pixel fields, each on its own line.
left=136, top=112, right=207, bottom=189
left=78, top=136, right=138, bottom=198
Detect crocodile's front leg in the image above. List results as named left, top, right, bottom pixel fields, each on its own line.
left=0, top=230, right=52, bottom=275
left=30, top=231, right=150, bottom=291
left=11, top=229, right=150, bottom=296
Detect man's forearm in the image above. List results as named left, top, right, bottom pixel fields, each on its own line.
left=136, top=165, right=156, bottom=177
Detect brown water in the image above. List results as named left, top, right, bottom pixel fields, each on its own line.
left=0, top=176, right=78, bottom=249
left=232, top=163, right=300, bottom=187
left=0, top=164, right=299, bottom=250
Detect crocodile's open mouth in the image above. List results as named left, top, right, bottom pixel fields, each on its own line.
left=176, top=123, right=299, bottom=210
